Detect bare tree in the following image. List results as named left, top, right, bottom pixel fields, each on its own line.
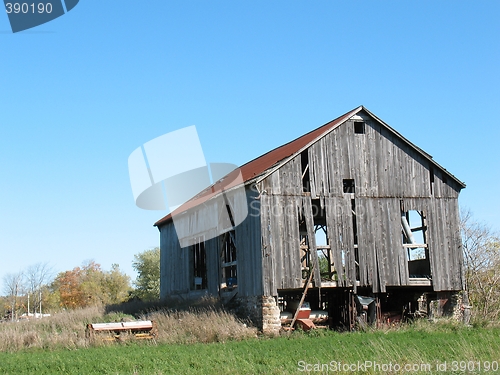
left=2, top=271, right=25, bottom=321
left=24, top=262, right=54, bottom=315
left=461, top=209, right=500, bottom=320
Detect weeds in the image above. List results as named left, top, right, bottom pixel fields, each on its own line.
left=0, top=305, right=104, bottom=352
left=0, top=300, right=256, bottom=352
left=1, top=307, right=500, bottom=374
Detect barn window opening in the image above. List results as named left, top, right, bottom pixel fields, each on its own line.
left=301, top=150, right=310, bottom=193
left=220, top=230, right=237, bottom=290
left=312, top=200, right=332, bottom=283
left=299, top=200, right=331, bottom=282
left=190, top=238, right=207, bottom=290
left=400, top=206, right=430, bottom=278
left=354, top=121, right=365, bottom=134
left=343, top=179, right=355, bottom=194
left=315, top=224, right=332, bottom=281
left=299, top=231, right=310, bottom=280
left=429, top=166, right=435, bottom=195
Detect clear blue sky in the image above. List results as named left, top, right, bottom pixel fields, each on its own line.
left=1, top=1, right=499, bottom=292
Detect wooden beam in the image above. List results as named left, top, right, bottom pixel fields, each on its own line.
left=316, top=245, right=331, bottom=250
left=301, top=164, right=309, bottom=180
left=221, top=260, right=237, bottom=268
left=403, top=244, right=428, bottom=249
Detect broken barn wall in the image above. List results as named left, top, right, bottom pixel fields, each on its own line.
left=259, top=110, right=463, bottom=295
left=355, top=197, right=409, bottom=292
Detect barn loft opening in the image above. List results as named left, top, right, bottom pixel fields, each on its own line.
left=354, top=121, right=365, bottom=134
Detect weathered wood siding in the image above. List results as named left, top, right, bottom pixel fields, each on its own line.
left=259, top=111, right=463, bottom=295
left=403, top=197, right=464, bottom=291
left=355, top=198, right=410, bottom=293
left=307, top=115, right=462, bottom=198
left=325, top=196, right=359, bottom=289
left=234, top=187, right=263, bottom=297
left=159, top=223, right=186, bottom=298
left=159, top=186, right=263, bottom=299
left=261, top=194, right=302, bottom=295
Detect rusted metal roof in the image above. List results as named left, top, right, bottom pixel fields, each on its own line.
left=154, top=106, right=361, bottom=227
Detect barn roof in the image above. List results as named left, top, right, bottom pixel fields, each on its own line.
left=154, top=106, right=465, bottom=227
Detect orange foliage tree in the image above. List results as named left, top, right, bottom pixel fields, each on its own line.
left=52, top=261, right=130, bottom=309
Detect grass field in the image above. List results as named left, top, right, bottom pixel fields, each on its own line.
left=1, top=322, right=499, bottom=375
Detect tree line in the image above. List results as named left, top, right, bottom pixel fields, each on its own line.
left=1, top=248, right=160, bottom=321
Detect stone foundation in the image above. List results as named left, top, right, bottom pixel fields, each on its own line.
left=234, top=295, right=281, bottom=335
left=428, top=291, right=468, bottom=322
left=261, top=296, right=281, bottom=335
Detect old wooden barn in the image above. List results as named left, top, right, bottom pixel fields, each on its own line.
left=154, top=106, right=466, bottom=333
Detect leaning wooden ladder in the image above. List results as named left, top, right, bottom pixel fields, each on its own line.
left=288, top=268, right=315, bottom=334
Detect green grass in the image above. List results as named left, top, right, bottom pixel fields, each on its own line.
left=1, top=324, right=499, bottom=375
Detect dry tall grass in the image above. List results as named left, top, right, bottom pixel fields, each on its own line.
left=0, top=301, right=257, bottom=352
left=143, top=308, right=258, bottom=345
left=0, top=306, right=104, bottom=352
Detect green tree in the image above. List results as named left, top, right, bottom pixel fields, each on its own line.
left=103, top=264, right=132, bottom=304
left=132, top=247, right=160, bottom=301
left=0, top=295, right=10, bottom=320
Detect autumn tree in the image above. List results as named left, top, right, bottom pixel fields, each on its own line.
left=54, top=266, right=87, bottom=309
left=52, top=261, right=131, bottom=309
left=132, top=247, right=160, bottom=301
